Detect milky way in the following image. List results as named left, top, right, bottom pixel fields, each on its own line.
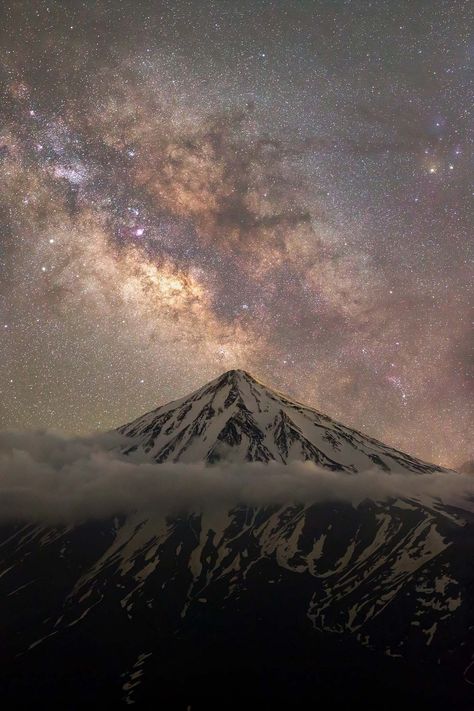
left=0, top=0, right=472, bottom=467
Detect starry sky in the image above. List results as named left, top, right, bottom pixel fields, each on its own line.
left=0, top=0, right=472, bottom=467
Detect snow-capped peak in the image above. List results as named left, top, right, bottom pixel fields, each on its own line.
left=118, top=370, right=445, bottom=474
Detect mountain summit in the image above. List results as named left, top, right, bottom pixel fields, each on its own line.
left=119, top=369, right=444, bottom=474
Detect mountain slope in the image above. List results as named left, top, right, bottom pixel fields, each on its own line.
left=0, top=370, right=472, bottom=710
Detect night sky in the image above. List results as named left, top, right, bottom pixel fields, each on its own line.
left=0, top=0, right=472, bottom=467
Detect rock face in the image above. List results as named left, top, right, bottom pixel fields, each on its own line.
left=1, top=370, right=473, bottom=709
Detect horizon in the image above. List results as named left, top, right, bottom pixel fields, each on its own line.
left=3, top=366, right=464, bottom=470
left=0, top=368, right=472, bottom=473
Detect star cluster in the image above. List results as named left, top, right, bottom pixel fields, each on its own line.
left=0, top=0, right=472, bottom=467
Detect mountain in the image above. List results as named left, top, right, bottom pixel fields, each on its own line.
left=1, top=370, right=473, bottom=710
left=118, top=369, right=446, bottom=474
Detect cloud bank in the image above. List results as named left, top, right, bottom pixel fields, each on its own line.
left=0, top=430, right=472, bottom=525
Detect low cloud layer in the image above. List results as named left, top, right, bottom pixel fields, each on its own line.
left=0, top=430, right=472, bottom=525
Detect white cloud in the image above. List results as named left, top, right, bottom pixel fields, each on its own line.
left=0, top=430, right=472, bottom=524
